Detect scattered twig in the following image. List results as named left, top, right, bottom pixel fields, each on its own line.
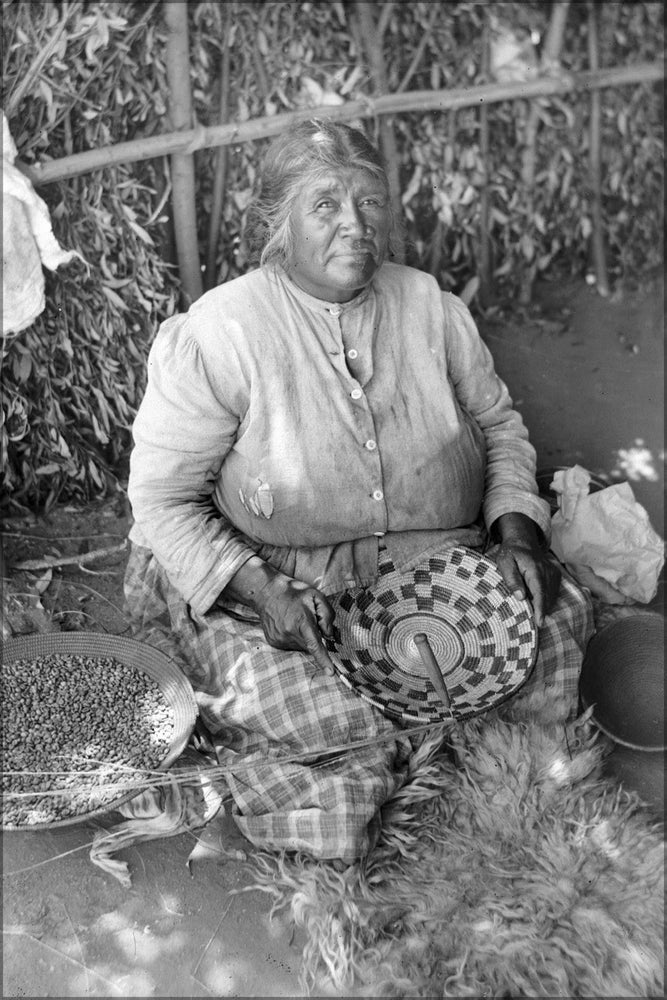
left=12, top=541, right=128, bottom=572
left=4, top=5, right=69, bottom=116
left=60, top=899, right=92, bottom=996
left=396, top=5, right=439, bottom=93
left=191, top=898, right=234, bottom=983
left=2, top=840, right=97, bottom=877
left=52, top=609, right=109, bottom=631
left=376, top=1, right=395, bottom=39
left=2, top=929, right=124, bottom=995
left=250, top=16, right=270, bottom=100
left=1, top=531, right=127, bottom=540
left=58, top=580, right=129, bottom=621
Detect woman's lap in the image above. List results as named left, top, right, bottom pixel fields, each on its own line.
left=124, top=544, right=411, bottom=859
left=123, top=543, right=594, bottom=859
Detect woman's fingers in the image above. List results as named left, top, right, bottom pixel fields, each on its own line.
left=313, top=591, right=335, bottom=638
left=300, top=620, right=336, bottom=675
left=299, top=593, right=336, bottom=673
left=494, top=545, right=525, bottom=598
left=517, top=557, right=545, bottom=625
left=259, top=583, right=337, bottom=673
left=493, top=545, right=547, bottom=625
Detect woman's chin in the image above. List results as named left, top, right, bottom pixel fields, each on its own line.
left=333, top=255, right=381, bottom=287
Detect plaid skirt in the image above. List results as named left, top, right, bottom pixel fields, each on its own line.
left=123, top=543, right=594, bottom=862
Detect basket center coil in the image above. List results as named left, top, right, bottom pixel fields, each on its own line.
left=388, top=614, right=464, bottom=678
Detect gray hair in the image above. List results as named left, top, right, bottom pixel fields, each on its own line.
left=247, top=119, right=394, bottom=267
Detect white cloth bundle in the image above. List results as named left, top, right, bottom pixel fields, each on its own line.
left=2, top=110, right=82, bottom=336
left=550, top=464, right=664, bottom=604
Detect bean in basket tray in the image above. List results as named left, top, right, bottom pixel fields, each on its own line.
left=2, top=652, right=175, bottom=828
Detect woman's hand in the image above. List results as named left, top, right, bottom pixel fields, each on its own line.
left=254, top=575, right=336, bottom=673
left=222, top=557, right=336, bottom=674
left=489, top=512, right=561, bottom=626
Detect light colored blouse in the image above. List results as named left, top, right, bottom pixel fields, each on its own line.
left=128, top=262, right=550, bottom=613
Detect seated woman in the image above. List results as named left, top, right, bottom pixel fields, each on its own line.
left=125, top=119, right=593, bottom=863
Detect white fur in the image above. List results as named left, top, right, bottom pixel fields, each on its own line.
left=247, top=689, right=664, bottom=997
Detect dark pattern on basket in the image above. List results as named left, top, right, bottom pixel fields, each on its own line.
left=324, top=547, right=538, bottom=723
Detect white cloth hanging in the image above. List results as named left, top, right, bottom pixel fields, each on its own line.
left=2, top=110, right=82, bottom=336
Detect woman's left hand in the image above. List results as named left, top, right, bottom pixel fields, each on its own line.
left=489, top=512, right=561, bottom=627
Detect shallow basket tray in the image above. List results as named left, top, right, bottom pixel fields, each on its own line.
left=324, top=547, right=538, bottom=724
left=2, top=631, right=198, bottom=830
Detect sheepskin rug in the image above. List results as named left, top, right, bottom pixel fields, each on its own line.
left=248, top=689, right=664, bottom=997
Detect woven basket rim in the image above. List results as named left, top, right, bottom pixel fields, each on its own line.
left=2, top=631, right=198, bottom=830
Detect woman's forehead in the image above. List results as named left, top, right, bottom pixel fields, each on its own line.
left=300, top=167, right=386, bottom=198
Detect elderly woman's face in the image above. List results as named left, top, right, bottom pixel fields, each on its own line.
left=286, top=167, right=391, bottom=302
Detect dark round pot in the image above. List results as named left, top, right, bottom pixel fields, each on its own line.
left=580, top=615, right=664, bottom=816
left=580, top=615, right=664, bottom=751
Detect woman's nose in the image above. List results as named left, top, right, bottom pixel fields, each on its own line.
left=339, top=201, right=368, bottom=236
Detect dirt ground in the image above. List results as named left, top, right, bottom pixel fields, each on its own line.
left=1, top=275, right=664, bottom=997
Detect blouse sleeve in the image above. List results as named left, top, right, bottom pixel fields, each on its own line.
left=442, top=292, right=551, bottom=540
left=127, top=313, right=257, bottom=614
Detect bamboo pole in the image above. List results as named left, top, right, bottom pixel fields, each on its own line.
left=353, top=1, right=405, bottom=262
left=396, top=3, right=439, bottom=94
left=587, top=2, right=610, bottom=297
left=204, top=5, right=232, bottom=291
left=163, top=1, right=202, bottom=306
left=518, top=1, right=570, bottom=306
left=20, top=61, right=663, bottom=187
left=478, top=14, right=493, bottom=307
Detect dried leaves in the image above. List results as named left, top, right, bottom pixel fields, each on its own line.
left=2, top=1, right=179, bottom=511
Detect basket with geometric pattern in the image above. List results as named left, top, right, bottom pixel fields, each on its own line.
left=324, top=546, right=538, bottom=723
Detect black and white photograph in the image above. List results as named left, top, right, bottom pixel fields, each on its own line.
left=2, top=2, right=664, bottom=996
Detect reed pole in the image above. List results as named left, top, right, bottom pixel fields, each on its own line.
left=164, top=1, right=202, bottom=306
left=587, top=1, right=610, bottom=297
left=20, top=61, right=664, bottom=187
left=518, top=1, right=570, bottom=306
left=352, top=1, right=405, bottom=262
left=204, top=6, right=232, bottom=291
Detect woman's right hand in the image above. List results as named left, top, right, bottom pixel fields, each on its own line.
left=254, top=575, right=336, bottom=674
left=222, top=557, right=336, bottom=674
